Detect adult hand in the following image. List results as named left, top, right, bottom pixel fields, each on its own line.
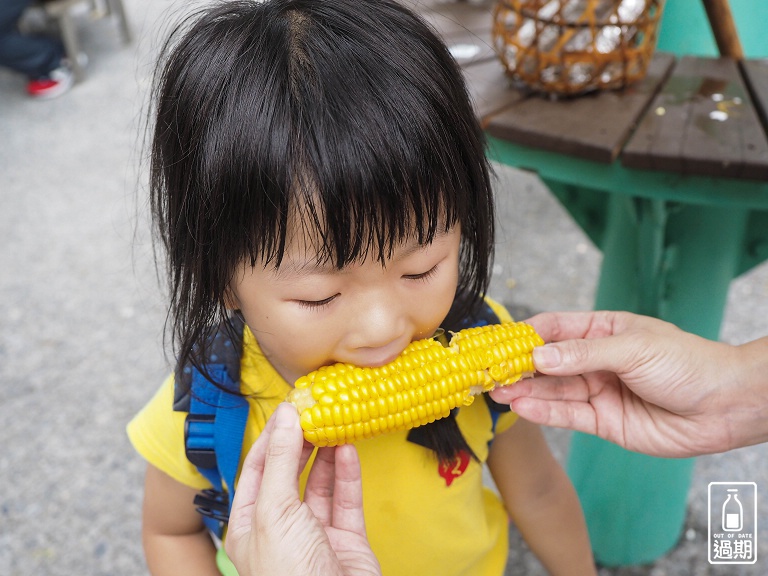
left=491, top=311, right=763, bottom=457
left=225, top=402, right=382, bottom=576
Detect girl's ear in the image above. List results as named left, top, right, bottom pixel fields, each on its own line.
left=223, top=287, right=240, bottom=310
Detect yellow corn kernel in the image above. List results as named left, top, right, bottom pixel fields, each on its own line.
left=287, top=321, right=544, bottom=447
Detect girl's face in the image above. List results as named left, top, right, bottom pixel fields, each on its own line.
left=229, top=224, right=462, bottom=385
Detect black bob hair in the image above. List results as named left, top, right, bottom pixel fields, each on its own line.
left=150, top=0, right=495, bottom=462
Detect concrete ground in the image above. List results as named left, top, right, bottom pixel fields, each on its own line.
left=1, top=1, right=767, bottom=574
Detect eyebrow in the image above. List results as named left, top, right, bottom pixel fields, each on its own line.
left=274, top=229, right=451, bottom=278
left=273, top=258, right=340, bottom=278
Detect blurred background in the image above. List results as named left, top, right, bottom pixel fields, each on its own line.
left=1, top=0, right=767, bottom=574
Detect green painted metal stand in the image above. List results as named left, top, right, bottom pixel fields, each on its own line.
left=567, top=193, right=749, bottom=566
left=568, top=436, right=695, bottom=565
left=486, top=136, right=768, bottom=566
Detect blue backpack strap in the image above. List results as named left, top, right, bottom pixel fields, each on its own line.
left=443, top=295, right=501, bottom=332
left=174, top=314, right=249, bottom=537
left=484, top=394, right=512, bottom=436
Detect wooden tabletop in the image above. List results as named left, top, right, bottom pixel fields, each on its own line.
left=485, top=53, right=675, bottom=164
left=413, top=0, right=768, bottom=181
left=622, top=57, right=768, bottom=179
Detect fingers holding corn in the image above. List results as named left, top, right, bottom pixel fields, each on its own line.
left=287, top=322, right=544, bottom=447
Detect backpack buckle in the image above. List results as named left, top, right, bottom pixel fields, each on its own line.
left=184, top=413, right=218, bottom=470
left=194, top=489, right=230, bottom=523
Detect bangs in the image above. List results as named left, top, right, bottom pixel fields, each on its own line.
left=255, top=127, right=462, bottom=270
left=228, top=2, right=481, bottom=270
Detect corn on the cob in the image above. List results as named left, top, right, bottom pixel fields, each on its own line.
left=287, top=322, right=544, bottom=447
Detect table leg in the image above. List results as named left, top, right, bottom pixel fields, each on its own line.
left=569, top=434, right=695, bottom=565
left=568, top=193, right=750, bottom=565
left=106, top=0, right=131, bottom=43
left=56, top=11, right=85, bottom=82
left=595, top=195, right=749, bottom=337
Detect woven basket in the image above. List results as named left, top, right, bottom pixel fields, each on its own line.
left=492, top=0, right=665, bottom=96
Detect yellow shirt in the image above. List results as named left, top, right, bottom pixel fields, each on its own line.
left=128, top=300, right=518, bottom=575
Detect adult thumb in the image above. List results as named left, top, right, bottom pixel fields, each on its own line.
left=533, top=337, right=624, bottom=376
left=259, top=403, right=304, bottom=506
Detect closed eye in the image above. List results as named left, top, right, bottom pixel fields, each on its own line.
left=403, top=264, right=439, bottom=282
left=296, top=294, right=339, bottom=310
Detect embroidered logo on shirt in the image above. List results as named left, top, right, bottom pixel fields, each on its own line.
left=438, top=450, right=470, bottom=486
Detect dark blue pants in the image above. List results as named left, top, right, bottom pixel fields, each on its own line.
left=0, top=0, right=63, bottom=79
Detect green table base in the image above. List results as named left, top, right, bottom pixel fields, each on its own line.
left=565, top=193, right=748, bottom=566
left=487, top=136, right=768, bottom=566
left=568, top=434, right=695, bottom=566
left=594, top=194, right=749, bottom=333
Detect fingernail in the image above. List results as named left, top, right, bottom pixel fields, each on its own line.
left=275, top=402, right=298, bottom=428
left=533, top=344, right=561, bottom=369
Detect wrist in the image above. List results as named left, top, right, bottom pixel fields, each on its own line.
left=721, top=337, right=768, bottom=451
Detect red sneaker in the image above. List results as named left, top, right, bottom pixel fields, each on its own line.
left=27, top=64, right=74, bottom=99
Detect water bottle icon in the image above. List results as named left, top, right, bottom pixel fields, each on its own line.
left=722, top=488, right=743, bottom=532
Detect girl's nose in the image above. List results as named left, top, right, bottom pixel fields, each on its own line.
left=349, top=293, right=409, bottom=354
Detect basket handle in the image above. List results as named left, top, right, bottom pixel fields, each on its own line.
left=701, top=0, right=744, bottom=59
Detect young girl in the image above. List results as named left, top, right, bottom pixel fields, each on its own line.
left=128, top=1, right=597, bottom=574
